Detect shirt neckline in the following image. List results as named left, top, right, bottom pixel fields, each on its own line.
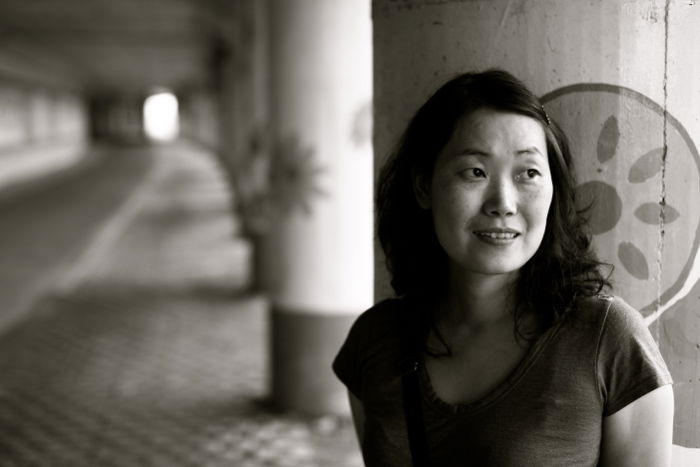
left=418, top=314, right=566, bottom=416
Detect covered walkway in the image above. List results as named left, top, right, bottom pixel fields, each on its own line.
left=0, top=143, right=361, bottom=466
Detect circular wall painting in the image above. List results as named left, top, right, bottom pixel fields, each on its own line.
left=542, top=84, right=700, bottom=315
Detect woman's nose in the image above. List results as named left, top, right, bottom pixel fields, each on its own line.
left=482, top=179, right=517, bottom=217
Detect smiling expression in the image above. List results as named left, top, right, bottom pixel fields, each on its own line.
left=418, top=108, right=554, bottom=280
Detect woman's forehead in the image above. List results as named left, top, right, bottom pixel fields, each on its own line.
left=446, top=108, right=547, bottom=155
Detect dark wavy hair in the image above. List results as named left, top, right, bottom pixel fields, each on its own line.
left=376, top=69, right=611, bottom=335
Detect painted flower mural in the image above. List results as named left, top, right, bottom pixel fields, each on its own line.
left=542, top=84, right=700, bottom=319
left=269, top=135, right=328, bottom=216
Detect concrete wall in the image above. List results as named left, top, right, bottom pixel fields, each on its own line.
left=0, top=76, right=88, bottom=191
left=373, top=0, right=699, bottom=460
left=0, top=42, right=89, bottom=191
left=0, top=47, right=87, bottom=151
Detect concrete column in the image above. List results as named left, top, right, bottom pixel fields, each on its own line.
left=27, top=88, right=53, bottom=144
left=210, top=0, right=271, bottom=287
left=373, top=0, right=700, bottom=459
left=267, top=0, right=373, bottom=414
left=52, top=92, right=87, bottom=143
left=90, top=95, right=144, bottom=144
left=0, top=81, right=29, bottom=150
left=178, top=89, right=219, bottom=150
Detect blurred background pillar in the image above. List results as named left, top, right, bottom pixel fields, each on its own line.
left=89, top=93, right=145, bottom=144
left=373, top=0, right=699, bottom=460
left=266, top=0, right=373, bottom=415
left=178, top=89, right=219, bottom=150
left=210, top=0, right=271, bottom=289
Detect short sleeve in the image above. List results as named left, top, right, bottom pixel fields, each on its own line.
left=332, top=299, right=403, bottom=401
left=596, top=297, right=673, bottom=416
left=332, top=310, right=370, bottom=399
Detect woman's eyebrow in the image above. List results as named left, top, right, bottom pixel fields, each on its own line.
left=516, top=146, right=545, bottom=157
left=454, top=146, right=545, bottom=157
left=454, top=148, right=490, bottom=157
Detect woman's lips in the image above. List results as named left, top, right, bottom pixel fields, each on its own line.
left=473, top=229, right=520, bottom=243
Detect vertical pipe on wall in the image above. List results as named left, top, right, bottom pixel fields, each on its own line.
left=267, top=0, right=373, bottom=414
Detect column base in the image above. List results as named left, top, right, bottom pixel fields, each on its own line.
left=270, top=305, right=357, bottom=416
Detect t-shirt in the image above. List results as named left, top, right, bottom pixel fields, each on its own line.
left=333, top=295, right=672, bottom=466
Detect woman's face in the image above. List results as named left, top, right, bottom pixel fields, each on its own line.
left=418, top=108, right=553, bottom=279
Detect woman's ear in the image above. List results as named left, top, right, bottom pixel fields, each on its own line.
left=413, top=172, right=431, bottom=209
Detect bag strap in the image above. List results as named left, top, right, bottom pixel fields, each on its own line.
left=399, top=301, right=431, bottom=466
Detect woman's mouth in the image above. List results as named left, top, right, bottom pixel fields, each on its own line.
left=473, top=229, right=520, bottom=243
left=475, top=231, right=518, bottom=239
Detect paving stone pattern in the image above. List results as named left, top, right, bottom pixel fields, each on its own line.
left=0, top=143, right=362, bottom=467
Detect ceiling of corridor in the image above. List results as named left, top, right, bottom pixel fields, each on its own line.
left=0, top=0, right=234, bottom=94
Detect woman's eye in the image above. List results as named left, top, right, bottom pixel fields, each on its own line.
left=461, top=168, right=486, bottom=178
left=521, top=169, right=541, bottom=179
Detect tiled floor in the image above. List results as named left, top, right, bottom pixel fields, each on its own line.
left=0, top=143, right=362, bottom=466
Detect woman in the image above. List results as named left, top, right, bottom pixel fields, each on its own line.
left=333, top=70, right=674, bottom=466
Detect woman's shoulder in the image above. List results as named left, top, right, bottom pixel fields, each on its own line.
left=570, top=293, right=633, bottom=318
left=572, top=294, right=645, bottom=326
left=333, top=297, right=407, bottom=391
left=351, top=297, right=406, bottom=336
left=599, top=295, right=650, bottom=337
left=556, top=294, right=641, bottom=340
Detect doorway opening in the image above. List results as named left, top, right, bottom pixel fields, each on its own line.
left=143, top=91, right=179, bottom=141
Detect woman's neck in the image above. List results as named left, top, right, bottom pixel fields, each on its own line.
left=438, top=268, right=518, bottom=331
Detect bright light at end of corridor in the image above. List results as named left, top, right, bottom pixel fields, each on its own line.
left=144, top=92, right=179, bottom=141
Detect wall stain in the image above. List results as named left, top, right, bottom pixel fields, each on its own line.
left=350, top=100, right=373, bottom=147
left=663, top=317, right=699, bottom=359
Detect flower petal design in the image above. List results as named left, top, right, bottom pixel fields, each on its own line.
left=576, top=181, right=622, bottom=234
left=628, top=148, right=664, bottom=183
left=597, top=115, right=619, bottom=163
left=634, top=202, right=680, bottom=225
left=618, top=241, right=649, bottom=280
left=269, top=135, right=328, bottom=216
